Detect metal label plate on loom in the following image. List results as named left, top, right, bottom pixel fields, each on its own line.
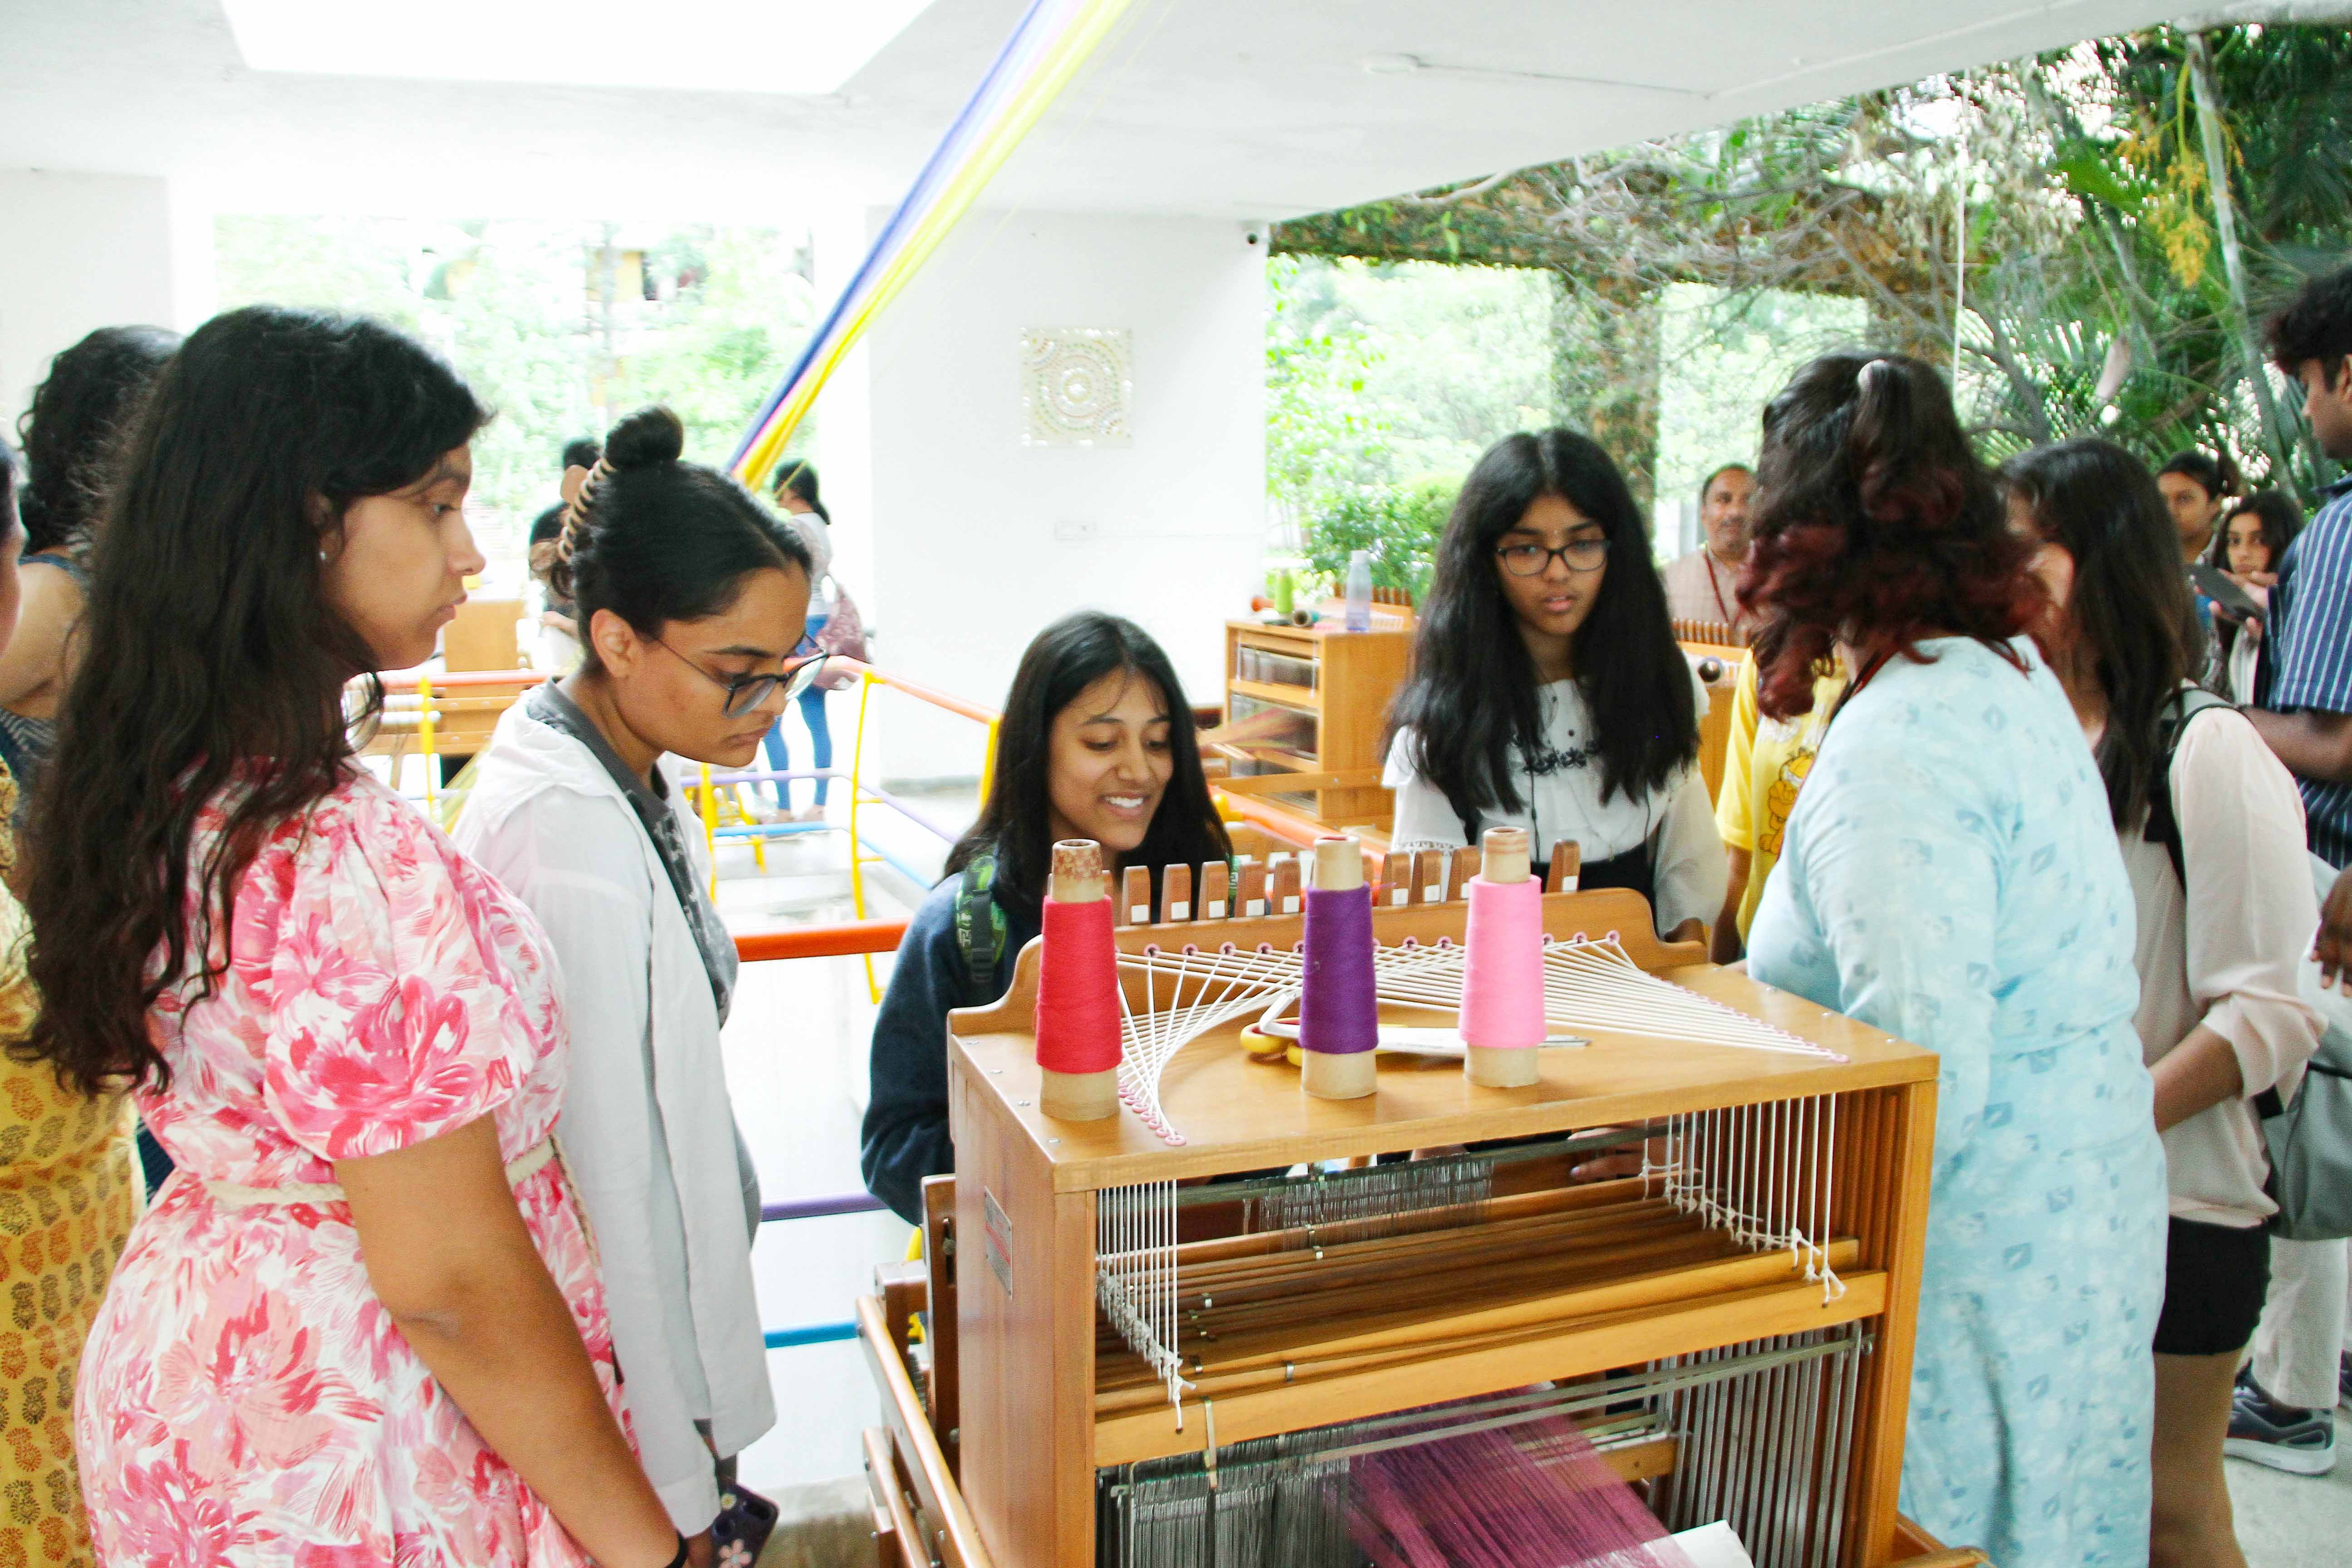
left=981, top=1187, right=1014, bottom=1299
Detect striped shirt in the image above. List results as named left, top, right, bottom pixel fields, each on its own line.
left=2260, top=476, right=2352, bottom=866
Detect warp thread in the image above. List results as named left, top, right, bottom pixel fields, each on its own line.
left=1036, top=895, right=1122, bottom=1073
left=1347, top=1407, right=1698, bottom=1568
left=1298, top=884, right=1378, bottom=1057
left=1459, top=874, right=1545, bottom=1051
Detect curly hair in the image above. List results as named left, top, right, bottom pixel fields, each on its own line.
left=2267, top=263, right=2352, bottom=389
left=22, top=307, right=487, bottom=1098
left=1740, top=353, right=2036, bottom=720
left=14, top=324, right=179, bottom=554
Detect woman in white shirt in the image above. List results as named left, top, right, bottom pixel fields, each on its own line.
left=2205, top=490, right=2301, bottom=705
left=1385, top=427, right=1723, bottom=942
left=456, top=406, right=816, bottom=1566
left=2007, top=438, right=2321, bottom=1568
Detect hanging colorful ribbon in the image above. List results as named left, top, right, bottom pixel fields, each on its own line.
left=730, top=0, right=1134, bottom=490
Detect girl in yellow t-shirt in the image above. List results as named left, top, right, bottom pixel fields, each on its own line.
left=1709, top=652, right=1847, bottom=962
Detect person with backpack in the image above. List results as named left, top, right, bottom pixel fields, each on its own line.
left=858, top=612, right=1231, bottom=1225
left=2005, top=438, right=2321, bottom=1568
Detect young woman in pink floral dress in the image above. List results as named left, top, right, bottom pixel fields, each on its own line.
left=20, top=307, right=687, bottom=1568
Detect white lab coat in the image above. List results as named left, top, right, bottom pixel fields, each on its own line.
left=453, top=699, right=775, bottom=1532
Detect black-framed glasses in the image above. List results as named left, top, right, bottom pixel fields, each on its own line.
left=1496, top=537, right=1610, bottom=576
left=655, top=632, right=827, bottom=718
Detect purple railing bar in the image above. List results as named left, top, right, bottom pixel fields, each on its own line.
left=700, top=769, right=960, bottom=845
left=706, top=768, right=848, bottom=786
left=761, top=1191, right=890, bottom=1224
left=856, top=784, right=964, bottom=845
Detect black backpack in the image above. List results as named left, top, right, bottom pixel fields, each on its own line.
left=951, top=852, right=1008, bottom=1008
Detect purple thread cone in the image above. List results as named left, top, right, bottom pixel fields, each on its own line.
left=1299, top=884, right=1379, bottom=1056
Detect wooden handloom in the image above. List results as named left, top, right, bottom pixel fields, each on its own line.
left=857, top=847, right=1971, bottom=1568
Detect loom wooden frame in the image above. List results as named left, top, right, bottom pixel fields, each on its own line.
left=865, top=885, right=1945, bottom=1568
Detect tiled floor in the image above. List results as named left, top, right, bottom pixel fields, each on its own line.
left=2230, top=1408, right=2352, bottom=1567
left=710, top=781, right=975, bottom=1498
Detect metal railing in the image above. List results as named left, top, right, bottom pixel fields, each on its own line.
left=373, top=655, right=1320, bottom=1355
left=694, top=657, right=1001, bottom=1003
left=729, top=917, right=907, bottom=1351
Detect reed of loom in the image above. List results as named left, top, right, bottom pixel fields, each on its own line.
left=861, top=847, right=1945, bottom=1568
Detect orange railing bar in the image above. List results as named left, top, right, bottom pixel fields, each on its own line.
left=823, top=657, right=999, bottom=728
left=379, top=668, right=548, bottom=693
left=732, top=921, right=908, bottom=963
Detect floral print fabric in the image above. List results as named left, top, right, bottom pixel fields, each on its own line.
left=77, top=770, right=623, bottom=1566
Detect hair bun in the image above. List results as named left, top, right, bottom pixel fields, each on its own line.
left=603, top=405, right=686, bottom=471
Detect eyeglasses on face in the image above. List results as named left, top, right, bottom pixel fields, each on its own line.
left=1496, top=537, right=1610, bottom=576
left=654, top=632, right=827, bottom=718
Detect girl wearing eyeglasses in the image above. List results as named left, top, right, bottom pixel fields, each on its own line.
left=1384, top=428, right=1724, bottom=943
left=455, top=405, right=814, bottom=1567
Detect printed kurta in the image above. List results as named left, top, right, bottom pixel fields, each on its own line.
left=76, top=769, right=625, bottom=1566
left=0, top=769, right=141, bottom=1568
left=1747, top=637, right=2165, bottom=1568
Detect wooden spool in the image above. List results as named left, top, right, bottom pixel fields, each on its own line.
left=1039, top=839, right=1121, bottom=1122
left=1465, top=825, right=1540, bottom=1089
left=1300, top=836, right=1377, bottom=1102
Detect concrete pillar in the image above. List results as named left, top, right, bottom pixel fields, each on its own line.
left=0, top=168, right=193, bottom=423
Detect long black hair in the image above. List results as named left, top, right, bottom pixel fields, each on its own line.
left=2206, top=489, right=2303, bottom=575
left=550, top=407, right=809, bottom=662
left=22, top=307, right=489, bottom=1097
left=2205, top=489, right=2303, bottom=665
left=2001, top=438, right=2199, bottom=831
left=14, top=323, right=180, bottom=554
left=772, top=457, right=830, bottom=524
left=946, top=612, right=1230, bottom=918
left=1387, top=428, right=1695, bottom=826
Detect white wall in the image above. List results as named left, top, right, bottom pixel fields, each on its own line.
left=840, top=210, right=1265, bottom=782
left=0, top=169, right=185, bottom=430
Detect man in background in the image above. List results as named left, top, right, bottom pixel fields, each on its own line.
left=2235, top=261, right=2352, bottom=1476
left=1661, top=462, right=1757, bottom=640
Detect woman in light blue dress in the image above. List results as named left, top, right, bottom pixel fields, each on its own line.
left=1740, top=354, right=2165, bottom=1568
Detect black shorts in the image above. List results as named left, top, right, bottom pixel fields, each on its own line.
left=2153, top=1215, right=2270, bottom=1357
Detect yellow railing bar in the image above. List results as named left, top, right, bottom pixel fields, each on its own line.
left=700, top=763, right=720, bottom=899
left=418, top=672, right=437, bottom=807
left=686, top=661, right=996, bottom=1005
left=849, top=671, right=880, bottom=1001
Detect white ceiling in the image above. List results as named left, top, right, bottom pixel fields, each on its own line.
left=0, top=1, right=2196, bottom=221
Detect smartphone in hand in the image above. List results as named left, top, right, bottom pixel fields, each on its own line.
left=2188, top=563, right=2266, bottom=623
